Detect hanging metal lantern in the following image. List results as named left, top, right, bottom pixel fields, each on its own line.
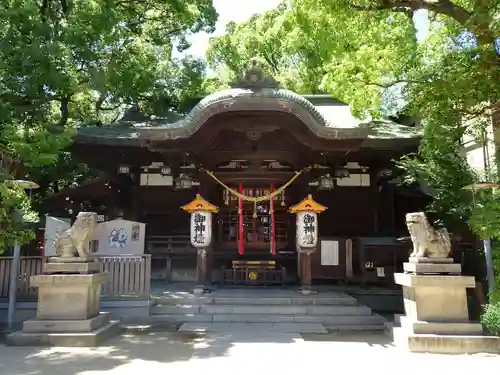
left=334, top=167, right=350, bottom=179
left=118, top=165, right=130, bottom=175
left=181, top=194, right=219, bottom=248
left=174, top=173, right=194, bottom=190
left=160, top=166, right=172, bottom=176
left=289, top=194, right=327, bottom=249
left=317, top=174, right=335, bottom=191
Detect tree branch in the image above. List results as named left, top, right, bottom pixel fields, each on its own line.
left=363, top=79, right=422, bottom=88
left=349, top=0, right=496, bottom=42
left=58, top=95, right=70, bottom=127
left=462, top=102, right=499, bottom=121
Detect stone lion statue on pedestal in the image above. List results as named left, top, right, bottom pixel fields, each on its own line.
left=405, top=212, right=451, bottom=259
left=54, top=212, right=98, bottom=260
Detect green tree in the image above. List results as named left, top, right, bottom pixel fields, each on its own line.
left=0, top=0, right=217, bottom=251
left=208, top=0, right=499, bottom=220
left=207, top=1, right=417, bottom=117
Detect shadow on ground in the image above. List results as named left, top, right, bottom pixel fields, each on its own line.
left=0, top=329, right=300, bottom=375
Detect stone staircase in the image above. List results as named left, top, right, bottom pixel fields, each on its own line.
left=149, top=289, right=387, bottom=333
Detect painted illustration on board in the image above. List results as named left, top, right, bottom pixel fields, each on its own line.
left=131, top=223, right=140, bottom=241
left=108, top=228, right=128, bottom=248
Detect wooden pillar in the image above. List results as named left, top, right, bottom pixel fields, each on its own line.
left=345, top=238, right=353, bottom=280
left=129, top=183, right=140, bottom=222
left=165, top=256, right=172, bottom=283
left=198, top=177, right=212, bottom=286
left=373, top=172, right=379, bottom=234
left=390, top=185, right=396, bottom=233
left=299, top=251, right=313, bottom=293
left=196, top=248, right=208, bottom=285
left=295, top=173, right=312, bottom=289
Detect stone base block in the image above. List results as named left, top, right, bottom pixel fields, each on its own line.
left=6, top=320, right=121, bottom=347
left=393, top=327, right=500, bottom=354
left=394, top=273, right=476, bottom=288
left=399, top=316, right=483, bottom=335
left=31, top=273, right=107, bottom=320
left=299, top=287, right=317, bottom=296
left=408, top=257, right=454, bottom=264
left=43, top=261, right=101, bottom=274
left=396, top=273, right=474, bottom=322
left=48, top=256, right=96, bottom=263
left=403, top=262, right=462, bottom=275
left=192, top=285, right=209, bottom=295
left=22, top=313, right=109, bottom=333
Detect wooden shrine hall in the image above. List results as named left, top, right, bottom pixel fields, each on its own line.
left=64, top=60, right=427, bottom=289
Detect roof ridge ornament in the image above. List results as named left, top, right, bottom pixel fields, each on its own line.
left=230, top=57, right=280, bottom=90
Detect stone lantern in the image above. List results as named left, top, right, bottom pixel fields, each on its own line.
left=181, top=194, right=219, bottom=294
left=289, top=194, right=327, bottom=294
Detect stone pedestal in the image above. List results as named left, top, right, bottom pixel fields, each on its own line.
left=392, top=258, right=500, bottom=354
left=7, top=259, right=121, bottom=347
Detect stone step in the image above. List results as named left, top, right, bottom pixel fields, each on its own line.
left=177, top=322, right=328, bottom=333
left=6, top=320, right=122, bottom=347
left=394, top=313, right=404, bottom=326
left=151, top=304, right=372, bottom=315
left=211, top=296, right=358, bottom=306
left=152, top=295, right=212, bottom=305
left=324, top=324, right=385, bottom=332
left=149, top=313, right=385, bottom=325
left=384, top=321, right=395, bottom=338
left=152, top=296, right=358, bottom=306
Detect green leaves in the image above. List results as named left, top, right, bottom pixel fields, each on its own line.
left=206, top=1, right=419, bottom=117
left=207, top=0, right=499, bottom=224
left=0, top=0, right=217, bottom=249
left=397, top=116, right=475, bottom=227
left=0, top=183, right=37, bottom=252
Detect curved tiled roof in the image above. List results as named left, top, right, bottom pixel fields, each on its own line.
left=186, top=87, right=328, bottom=126
left=122, top=87, right=374, bottom=142
left=75, top=61, right=421, bottom=147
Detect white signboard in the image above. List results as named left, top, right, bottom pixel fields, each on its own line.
left=296, top=211, right=318, bottom=248
left=190, top=211, right=212, bottom=248
left=377, top=267, right=385, bottom=277
left=44, top=216, right=71, bottom=257
left=321, top=240, right=339, bottom=266
left=92, top=219, right=146, bottom=255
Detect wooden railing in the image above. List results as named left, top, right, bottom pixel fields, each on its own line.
left=99, top=255, right=151, bottom=298
left=0, top=256, right=44, bottom=299
left=147, top=235, right=195, bottom=255
left=0, top=255, right=151, bottom=300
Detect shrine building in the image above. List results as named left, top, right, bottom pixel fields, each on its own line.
left=54, top=62, right=427, bottom=289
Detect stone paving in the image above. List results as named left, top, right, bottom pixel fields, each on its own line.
left=0, top=330, right=499, bottom=375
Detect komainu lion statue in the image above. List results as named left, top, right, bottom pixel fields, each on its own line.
left=406, top=212, right=451, bottom=258
left=54, top=212, right=98, bottom=259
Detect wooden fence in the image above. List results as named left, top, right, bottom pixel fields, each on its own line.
left=0, top=256, right=44, bottom=299
left=0, top=255, right=151, bottom=300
